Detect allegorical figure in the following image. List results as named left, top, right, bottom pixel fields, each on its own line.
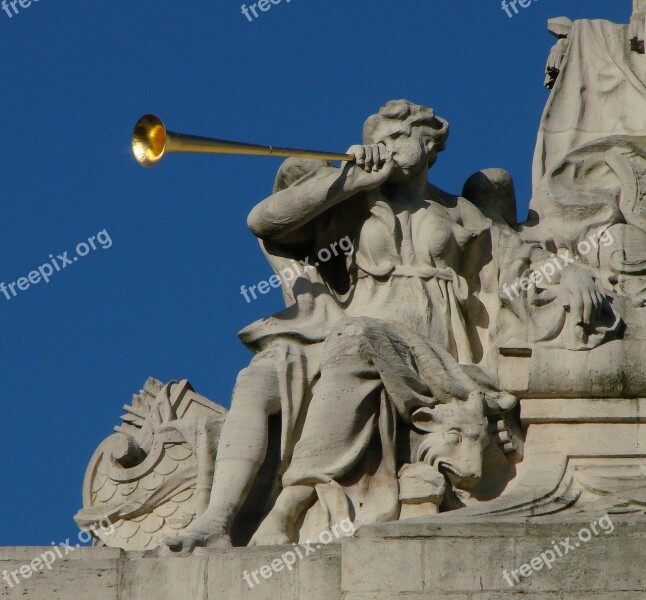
left=165, top=100, right=618, bottom=553
left=526, top=5, right=646, bottom=303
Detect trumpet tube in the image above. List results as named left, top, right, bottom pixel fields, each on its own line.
left=132, top=114, right=354, bottom=167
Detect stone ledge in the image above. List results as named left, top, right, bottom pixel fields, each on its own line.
left=520, top=397, right=646, bottom=423
left=354, top=513, right=646, bottom=539
left=344, top=517, right=646, bottom=597
left=2, top=518, right=645, bottom=599
left=0, top=544, right=341, bottom=600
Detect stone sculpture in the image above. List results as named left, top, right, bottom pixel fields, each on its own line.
left=77, top=3, right=646, bottom=557
left=74, top=378, right=226, bottom=550
left=528, top=1, right=646, bottom=303
left=161, top=98, right=619, bottom=553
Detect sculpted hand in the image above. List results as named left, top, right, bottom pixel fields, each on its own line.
left=344, top=143, right=395, bottom=189
left=559, top=267, right=605, bottom=325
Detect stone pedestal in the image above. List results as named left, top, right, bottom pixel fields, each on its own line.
left=5, top=396, right=646, bottom=599
left=461, top=396, right=646, bottom=518
left=0, top=545, right=342, bottom=600
left=344, top=515, right=646, bottom=599
left=3, top=516, right=645, bottom=599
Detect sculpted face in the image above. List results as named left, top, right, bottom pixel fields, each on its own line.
left=380, top=128, right=434, bottom=181
left=363, top=100, right=449, bottom=183
left=413, top=393, right=490, bottom=491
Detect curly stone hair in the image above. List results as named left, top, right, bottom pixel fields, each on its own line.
left=362, top=99, right=449, bottom=150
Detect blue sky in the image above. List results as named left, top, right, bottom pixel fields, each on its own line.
left=0, top=0, right=629, bottom=546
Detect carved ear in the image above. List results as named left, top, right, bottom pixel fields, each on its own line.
left=411, top=406, right=441, bottom=433
left=483, top=392, right=518, bottom=415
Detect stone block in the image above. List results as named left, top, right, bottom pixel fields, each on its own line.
left=120, top=555, right=207, bottom=600
left=423, top=537, right=515, bottom=592
left=0, top=547, right=119, bottom=600
left=342, top=538, right=423, bottom=593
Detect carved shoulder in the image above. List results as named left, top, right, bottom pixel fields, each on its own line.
left=544, top=17, right=573, bottom=89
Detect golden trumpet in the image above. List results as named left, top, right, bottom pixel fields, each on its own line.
left=132, top=114, right=354, bottom=168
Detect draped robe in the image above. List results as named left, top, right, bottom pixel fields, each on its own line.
left=237, top=178, right=507, bottom=535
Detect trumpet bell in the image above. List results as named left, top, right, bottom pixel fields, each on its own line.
left=132, top=114, right=168, bottom=168
left=131, top=114, right=354, bottom=167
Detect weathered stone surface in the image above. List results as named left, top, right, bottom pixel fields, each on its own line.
left=607, top=535, right=646, bottom=591
left=342, top=538, right=424, bottom=594
left=0, top=547, right=120, bottom=600
left=563, top=594, right=646, bottom=600
left=4, top=518, right=645, bottom=598
left=423, top=537, right=515, bottom=592
left=120, top=555, right=208, bottom=600
left=0, top=545, right=341, bottom=600
left=477, top=594, right=560, bottom=600
left=343, top=517, right=646, bottom=598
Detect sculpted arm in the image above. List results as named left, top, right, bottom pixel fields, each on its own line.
left=502, top=234, right=605, bottom=327
left=247, top=144, right=393, bottom=243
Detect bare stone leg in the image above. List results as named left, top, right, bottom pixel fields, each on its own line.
left=251, top=326, right=383, bottom=546
left=249, top=485, right=316, bottom=546
left=165, top=360, right=281, bottom=553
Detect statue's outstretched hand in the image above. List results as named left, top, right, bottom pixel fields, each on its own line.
left=559, top=267, right=605, bottom=326
left=344, top=143, right=395, bottom=189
